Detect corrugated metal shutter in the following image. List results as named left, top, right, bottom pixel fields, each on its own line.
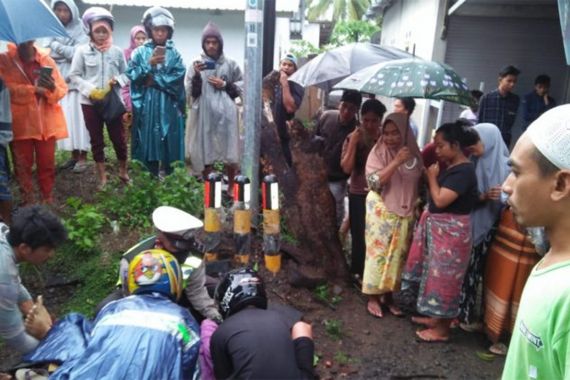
left=442, top=15, right=568, bottom=142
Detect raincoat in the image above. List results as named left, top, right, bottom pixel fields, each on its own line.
left=24, top=293, right=201, bottom=380
left=45, top=0, right=90, bottom=152
left=185, top=23, right=242, bottom=173
left=0, top=44, right=68, bottom=141
left=126, top=39, right=186, bottom=171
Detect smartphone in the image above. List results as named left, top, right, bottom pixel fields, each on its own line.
left=153, top=46, right=166, bottom=57
left=202, top=60, right=216, bottom=70
left=39, top=66, right=53, bottom=80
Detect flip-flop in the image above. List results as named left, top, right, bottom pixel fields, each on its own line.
left=489, top=343, right=507, bottom=356
left=415, top=329, right=449, bottom=343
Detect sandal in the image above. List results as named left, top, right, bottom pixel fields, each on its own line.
left=489, top=343, right=507, bottom=356
left=415, top=329, right=449, bottom=343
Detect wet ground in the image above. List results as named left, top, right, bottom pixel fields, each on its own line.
left=0, top=163, right=504, bottom=378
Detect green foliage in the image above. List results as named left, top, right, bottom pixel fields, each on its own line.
left=97, top=161, right=203, bottom=229
left=289, top=40, right=322, bottom=59
left=64, top=197, right=107, bottom=253
left=334, top=351, right=353, bottom=365
left=280, top=213, right=298, bottom=246
left=60, top=252, right=121, bottom=317
left=324, top=318, right=343, bottom=340
left=328, top=20, right=380, bottom=47
left=313, top=284, right=342, bottom=306
left=307, top=0, right=371, bottom=22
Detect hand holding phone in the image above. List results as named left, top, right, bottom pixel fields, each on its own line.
left=150, top=46, right=166, bottom=66
left=38, top=66, right=55, bottom=91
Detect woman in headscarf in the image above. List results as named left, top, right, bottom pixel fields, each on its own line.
left=362, top=113, right=423, bottom=318
left=69, top=7, right=129, bottom=189
left=45, top=0, right=90, bottom=173
left=121, top=25, right=146, bottom=115
left=403, top=122, right=480, bottom=342
left=126, top=7, right=186, bottom=176
left=457, top=123, right=509, bottom=327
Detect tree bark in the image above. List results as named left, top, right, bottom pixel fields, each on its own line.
left=260, top=73, right=348, bottom=284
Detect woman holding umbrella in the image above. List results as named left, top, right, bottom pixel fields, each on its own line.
left=362, top=113, right=423, bottom=318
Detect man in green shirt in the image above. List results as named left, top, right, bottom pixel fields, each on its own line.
left=501, top=104, right=570, bottom=379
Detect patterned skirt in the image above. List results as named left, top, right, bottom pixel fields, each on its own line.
left=361, top=191, right=415, bottom=295
left=483, top=208, right=540, bottom=343
left=403, top=210, right=472, bottom=318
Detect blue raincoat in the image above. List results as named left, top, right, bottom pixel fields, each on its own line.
left=126, top=40, right=186, bottom=174
left=24, top=294, right=201, bottom=380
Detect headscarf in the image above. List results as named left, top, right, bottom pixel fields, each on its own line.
left=90, top=20, right=113, bottom=52
left=124, top=25, right=146, bottom=62
left=471, top=123, right=510, bottom=245
left=50, top=0, right=85, bottom=47
left=365, top=113, right=423, bottom=217
left=201, top=21, right=223, bottom=59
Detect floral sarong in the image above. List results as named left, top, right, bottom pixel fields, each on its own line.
left=403, top=210, right=472, bottom=318
left=362, top=191, right=415, bottom=295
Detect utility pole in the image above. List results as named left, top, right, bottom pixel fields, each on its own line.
left=242, top=0, right=264, bottom=224
left=262, top=0, right=276, bottom=77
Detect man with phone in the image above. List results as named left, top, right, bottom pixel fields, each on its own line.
left=0, top=40, right=68, bottom=205
left=127, top=6, right=186, bottom=177
left=185, top=21, right=243, bottom=195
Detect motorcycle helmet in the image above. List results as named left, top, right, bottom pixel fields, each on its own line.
left=81, top=6, right=114, bottom=32
left=126, top=249, right=183, bottom=301
left=214, top=268, right=268, bottom=319
left=142, top=6, right=175, bottom=39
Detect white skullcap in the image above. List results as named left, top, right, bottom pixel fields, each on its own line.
left=526, top=104, right=570, bottom=170
left=152, top=206, right=203, bottom=237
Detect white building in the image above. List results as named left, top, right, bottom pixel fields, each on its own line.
left=368, top=0, right=569, bottom=146
left=71, top=0, right=319, bottom=70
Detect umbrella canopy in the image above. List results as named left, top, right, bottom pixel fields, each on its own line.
left=289, top=42, right=413, bottom=92
left=334, top=58, right=475, bottom=107
left=0, top=0, right=68, bottom=44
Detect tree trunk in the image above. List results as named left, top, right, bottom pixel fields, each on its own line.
left=260, top=73, right=348, bottom=285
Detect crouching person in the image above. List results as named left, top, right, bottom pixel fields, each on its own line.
left=96, top=205, right=222, bottom=323
left=21, top=250, right=201, bottom=379
left=0, top=206, right=67, bottom=356
left=211, top=268, right=315, bottom=379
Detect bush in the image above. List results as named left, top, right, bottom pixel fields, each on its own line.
left=64, top=197, right=107, bottom=253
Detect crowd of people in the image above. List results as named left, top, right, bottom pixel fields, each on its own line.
left=0, top=1, right=568, bottom=378
left=0, top=2, right=303, bottom=203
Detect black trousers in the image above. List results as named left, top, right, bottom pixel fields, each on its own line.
left=349, top=192, right=367, bottom=276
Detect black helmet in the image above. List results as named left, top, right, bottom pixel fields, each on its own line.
left=214, top=268, right=267, bottom=318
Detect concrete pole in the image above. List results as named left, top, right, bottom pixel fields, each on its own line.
left=242, top=0, right=264, bottom=224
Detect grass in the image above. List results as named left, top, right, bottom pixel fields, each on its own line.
left=324, top=318, right=343, bottom=340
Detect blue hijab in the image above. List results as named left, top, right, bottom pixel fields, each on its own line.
left=471, top=123, right=510, bottom=245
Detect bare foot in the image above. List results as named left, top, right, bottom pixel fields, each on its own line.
left=415, top=328, right=449, bottom=343
left=411, top=316, right=438, bottom=328
left=25, top=295, right=52, bottom=340
left=367, top=298, right=383, bottom=318
left=387, top=303, right=404, bottom=317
